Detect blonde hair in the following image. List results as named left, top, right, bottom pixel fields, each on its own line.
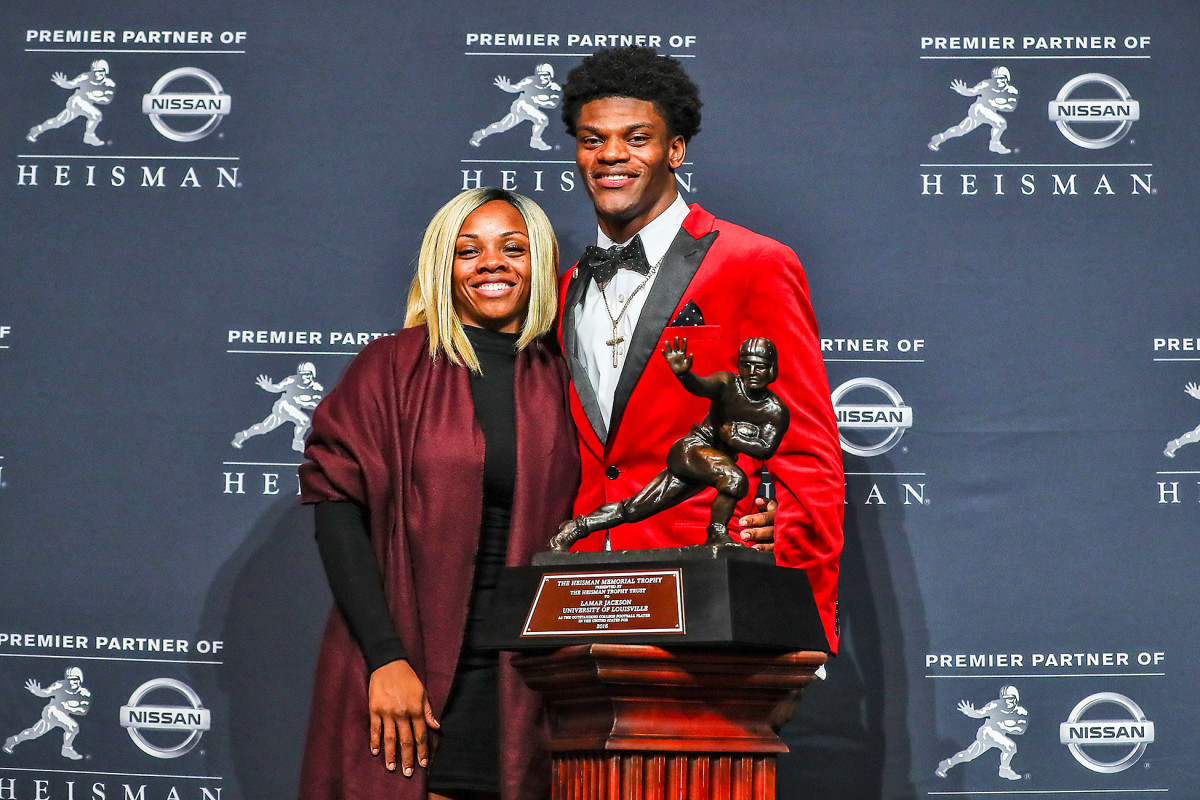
left=404, top=188, right=559, bottom=373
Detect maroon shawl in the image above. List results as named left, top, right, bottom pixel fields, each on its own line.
left=297, top=326, right=580, bottom=800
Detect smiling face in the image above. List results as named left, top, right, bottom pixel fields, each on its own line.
left=574, top=97, right=686, bottom=243
left=451, top=200, right=532, bottom=333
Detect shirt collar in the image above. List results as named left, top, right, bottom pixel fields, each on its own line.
left=596, top=194, right=690, bottom=269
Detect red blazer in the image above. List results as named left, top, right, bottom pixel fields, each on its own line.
left=558, top=204, right=844, bottom=652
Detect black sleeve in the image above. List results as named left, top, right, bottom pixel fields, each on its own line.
left=314, top=500, right=408, bottom=673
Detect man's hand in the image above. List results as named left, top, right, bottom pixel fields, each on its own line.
left=51, top=72, right=71, bottom=88
left=368, top=660, right=439, bottom=776
left=24, top=680, right=43, bottom=695
left=957, top=700, right=977, bottom=716
left=738, top=497, right=776, bottom=552
left=662, top=337, right=692, bottom=376
left=255, top=374, right=274, bottom=391
left=1185, top=381, right=1200, bottom=400
left=493, top=76, right=516, bottom=92
left=950, top=79, right=972, bottom=96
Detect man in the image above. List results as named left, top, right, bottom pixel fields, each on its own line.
left=232, top=362, right=324, bottom=453
left=936, top=685, right=1028, bottom=781
left=557, top=47, right=844, bottom=652
left=27, top=60, right=115, bottom=146
left=928, top=66, right=1019, bottom=154
left=469, top=63, right=561, bottom=151
left=4, top=667, right=91, bottom=760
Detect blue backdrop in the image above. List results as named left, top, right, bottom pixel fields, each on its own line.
left=2, top=1, right=1194, bottom=797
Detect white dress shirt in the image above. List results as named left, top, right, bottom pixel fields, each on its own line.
left=573, top=194, right=691, bottom=427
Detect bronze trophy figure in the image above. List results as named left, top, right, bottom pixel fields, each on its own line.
left=551, top=336, right=790, bottom=552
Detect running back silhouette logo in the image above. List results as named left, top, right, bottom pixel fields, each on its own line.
left=929, top=66, right=1019, bottom=154
left=231, top=362, right=324, bottom=453
left=3, top=667, right=91, bottom=760
left=469, top=63, right=561, bottom=151
left=1163, top=381, right=1200, bottom=458
left=936, top=685, right=1028, bottom=781
left=27, top=61, right=115, bottom=146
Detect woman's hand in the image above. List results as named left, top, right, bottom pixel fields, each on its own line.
left=368, top=660, right=439, bottom=776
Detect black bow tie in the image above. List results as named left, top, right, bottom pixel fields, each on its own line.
left=580, top=235, right=653, bottom=286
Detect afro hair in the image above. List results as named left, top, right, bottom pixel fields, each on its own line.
left=561, top=46, right=702, bottom=141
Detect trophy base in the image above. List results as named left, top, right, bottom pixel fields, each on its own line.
left=479, top=545, right=828, bottom=652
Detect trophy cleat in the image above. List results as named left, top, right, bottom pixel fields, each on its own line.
left=998, top=766, right=1020, bottom=781
left=3, top=737, right=16, bottom=754
left=705, top=522, right=738, bottom=546
left=934, top=760, right=950, bottom=778
left=61, top=746, right=83, bottom=760
left=989, top=140, right=1011, bottom=154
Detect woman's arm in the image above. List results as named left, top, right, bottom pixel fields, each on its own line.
left=314, top=501, right=438, bottom=775
left=314, top=500, right=408, bottom=672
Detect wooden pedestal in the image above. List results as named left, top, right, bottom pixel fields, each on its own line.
left=514, top=644, right=826, bottom=800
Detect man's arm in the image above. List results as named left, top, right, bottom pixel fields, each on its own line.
left=737, top=238, right=843, bottom=652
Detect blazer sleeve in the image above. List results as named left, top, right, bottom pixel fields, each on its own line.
left=737, top=240, right=844, bottom=651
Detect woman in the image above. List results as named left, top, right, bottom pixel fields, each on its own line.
left=298, top=188, right=579, bottom=800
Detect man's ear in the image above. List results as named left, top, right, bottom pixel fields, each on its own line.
left=668, top=135, right=687, bottom=170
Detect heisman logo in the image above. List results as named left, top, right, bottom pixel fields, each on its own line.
left=26, top=61, right=115, bottom=146
left=469, top=63, right=561, bottom=151
left=120, top=678, right=211, bottom=759
left=1163, top=381, right=1200, bottom=458
left=1048, top=73, right=1140, bottom=150
left=3, top=667, right=91, bottom=760
left=1059, top=692, right=1154, bottom=773
left=928, top=66, right=1019, bottom=154
left=231, top=362, right=324, bottom=453
left=936, top=685, right=1028, bottom=781
left=142, top=67, right=232, bottom=142
left=831, top=377, right=913, bottom=457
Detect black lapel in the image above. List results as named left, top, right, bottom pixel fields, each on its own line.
left=561, top=261, right=609, bottom=442
left=606, top=227, right=719, bottom=445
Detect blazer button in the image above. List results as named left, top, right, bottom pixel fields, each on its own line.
left=606, top=466, right=620, bottom=480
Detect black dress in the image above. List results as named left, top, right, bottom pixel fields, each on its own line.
left=427, top=325, right=519, bottom=793
left=314, top=325, right=519, bottom=796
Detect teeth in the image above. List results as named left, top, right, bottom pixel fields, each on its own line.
left=477, top=282, right=511, bottom=291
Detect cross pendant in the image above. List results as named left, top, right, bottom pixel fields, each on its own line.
left=606, top=329, right=625, bottom=368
